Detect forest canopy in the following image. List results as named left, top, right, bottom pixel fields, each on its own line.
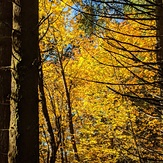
left=38, top=0, right=163, bottom=162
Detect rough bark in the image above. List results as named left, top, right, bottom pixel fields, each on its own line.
left=0, top=0, right=12, bottom=162
left=9, top=0, right=39, bottom=162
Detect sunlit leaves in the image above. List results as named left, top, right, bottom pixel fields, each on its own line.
left=39, top=0, right=163, bottom=162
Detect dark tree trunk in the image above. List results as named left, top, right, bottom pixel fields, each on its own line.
left=38, top=51, right=58, bottom=163
left=58, top=55, right=80, bottom=162
left=9, top=0, right=39, bottom=162
left=0, top=0, right=12, bottom=162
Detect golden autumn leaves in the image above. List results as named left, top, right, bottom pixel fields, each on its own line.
left=39, top=0, right=163, bottom=162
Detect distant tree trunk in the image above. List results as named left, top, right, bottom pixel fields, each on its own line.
left=0, top=0, right=12, bottom=162
left=38, top=51, right=58, bottom=163
left=9, top=0, right=39, bottom=162
left=58, top=55, right=80, bottom=162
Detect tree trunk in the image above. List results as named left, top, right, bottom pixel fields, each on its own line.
left=9, top=0, right=39, bottom=162
left=38, top=51, right=58, bottom=163
left=0, top=0, right=12, bottom=162
left=58, top=55, right=80, bottom=162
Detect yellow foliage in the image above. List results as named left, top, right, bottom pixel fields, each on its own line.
left=39, top=0, right=163, bottom=162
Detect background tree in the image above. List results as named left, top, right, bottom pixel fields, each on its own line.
left=39, top=1, right=81, bottom=161
left=64, top=0, right=163, bottom=161
left=38, top=0, right=163, bottom=162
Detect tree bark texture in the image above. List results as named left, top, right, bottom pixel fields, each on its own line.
left=0, top=0, right=12, bottom=162
left=9, top=0, right=39, bottom=162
